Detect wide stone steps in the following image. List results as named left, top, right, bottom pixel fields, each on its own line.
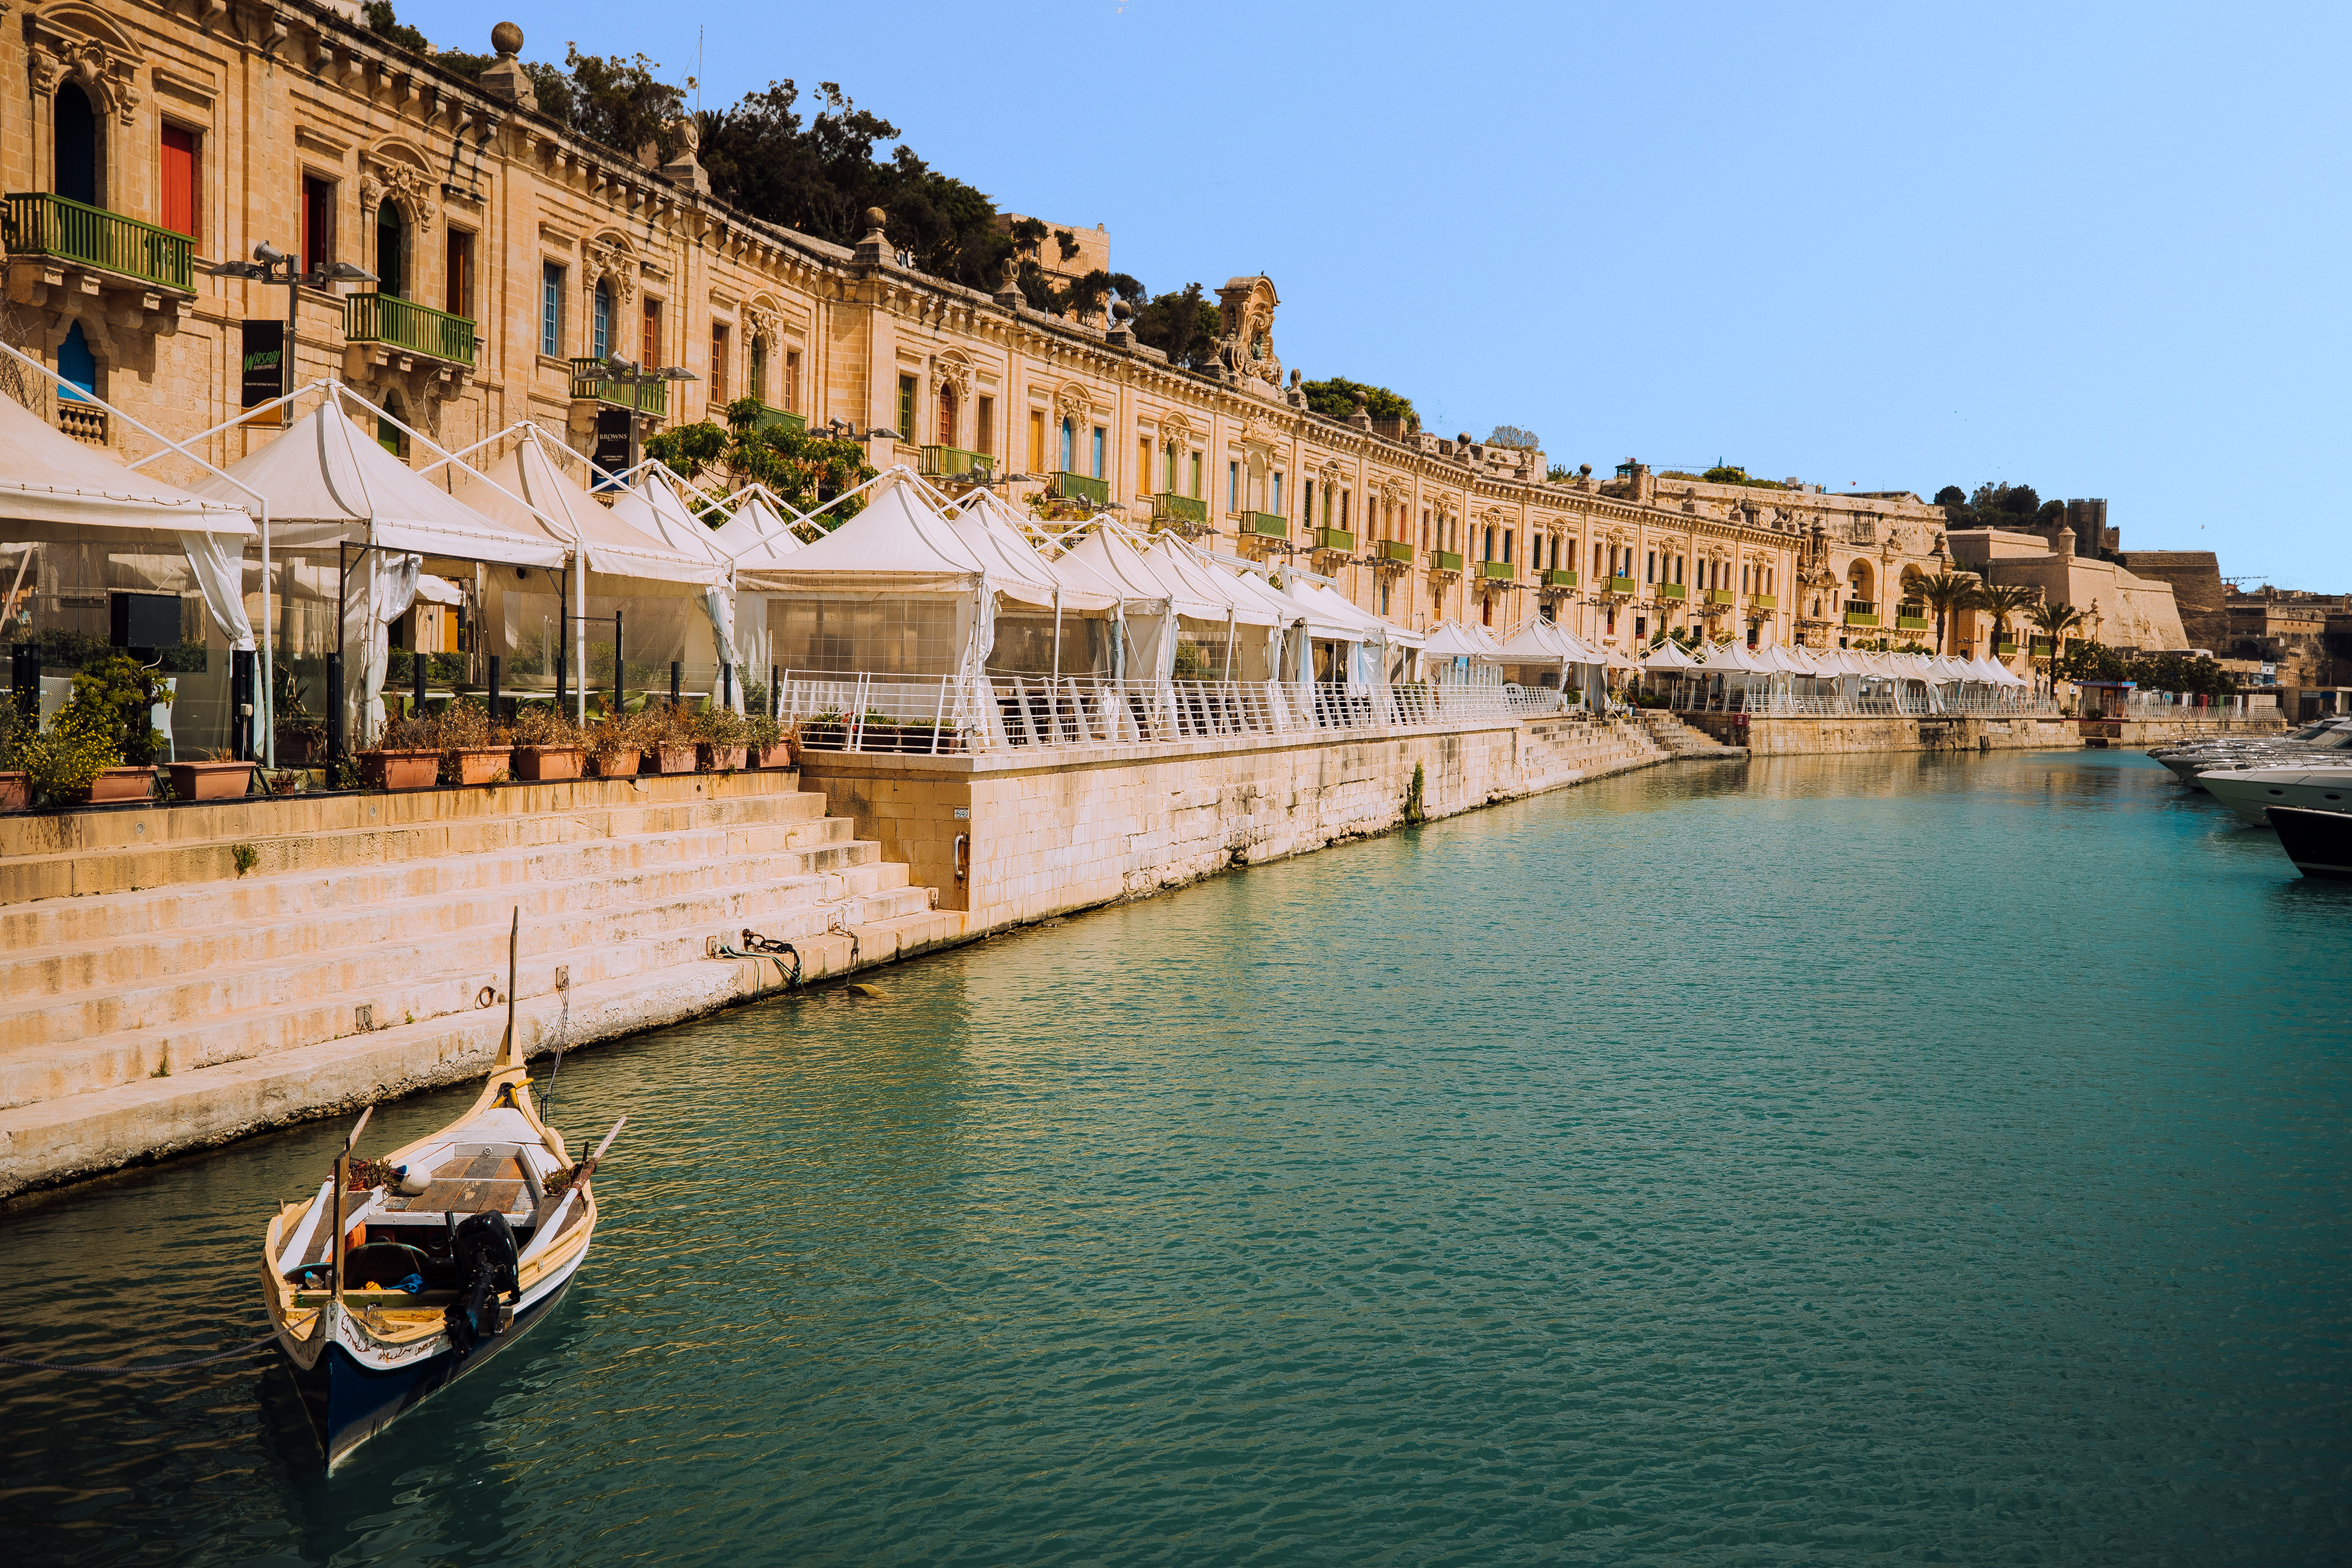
left=0, top=869, right=934, bottom=1113
left=0, top=812, right=867, bottom=970
left=1635, top=710, right=1745, bottom=757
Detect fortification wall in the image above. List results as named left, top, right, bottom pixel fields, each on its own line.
left=1681, top=714, right=2080, bottom=755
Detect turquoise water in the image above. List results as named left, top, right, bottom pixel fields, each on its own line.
left=4, top=749, right=2347, bottom=1565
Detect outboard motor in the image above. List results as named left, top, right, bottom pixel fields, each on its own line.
left=442, top=1211, right=520, bottom=1358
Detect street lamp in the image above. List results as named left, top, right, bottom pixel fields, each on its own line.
left=206, top=242, right=377, bottom=400
left=581, top=354, right=696, bottom=470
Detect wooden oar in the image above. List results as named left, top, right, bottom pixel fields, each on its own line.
left=331, top=1105, right=374, bottom=1308
left=522, top=1116, right=624, bottom=1262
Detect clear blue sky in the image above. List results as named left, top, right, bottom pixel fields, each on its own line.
left=413, top=0, right=2351, bottom=589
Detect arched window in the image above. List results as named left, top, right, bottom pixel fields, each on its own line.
left=377, top=202, right=405, bottom=298
left=57, top=320, right=97, bottom=402
left=55, top=82, right=99, bottom=206
left=592, top=281, right=612, bottom=361
left=748, top=336, right=767, bottom=403
left=936, top=382, right=956, bottom=445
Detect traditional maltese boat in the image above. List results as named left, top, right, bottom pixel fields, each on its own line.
left=260, top=913, right=621, bottom=1471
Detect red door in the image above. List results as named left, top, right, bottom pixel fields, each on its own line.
left=161, top=126, right=198, bottom=237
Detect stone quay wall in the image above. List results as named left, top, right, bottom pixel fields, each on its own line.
left=799, top=714, right=1691, bottom=931
left=1679, top=713, right=2082, bottom=756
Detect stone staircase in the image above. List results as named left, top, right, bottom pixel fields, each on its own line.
left=0, top=772, right=965, bottom=1199
left=1513, top=714, right=1679, bottom=794
left=1634, top=709, right=1747, bottom=758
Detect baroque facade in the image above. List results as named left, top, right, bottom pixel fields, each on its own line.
left=2, top=0, right=2152, bottom=672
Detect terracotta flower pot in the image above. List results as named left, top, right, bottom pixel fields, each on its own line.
left=0, top=771, right=28, bottom=812
left=511, top=745, right=584, bottom=782
left=65, top=766, right=158, bottom=806
left=590, top=748, right=640, bottom=778
left=168, top=760, right=258, bottom=801
left=650, top=744, right=697, bottom=775
left=444, top=747, right=509, bottom=787
left=698, top=743, right=747, bottom=773
left=359, top=749, right=439, bottom=791
left=272, top=729, right=324, bottom=766
left=753, top=742, right=794, bottom=770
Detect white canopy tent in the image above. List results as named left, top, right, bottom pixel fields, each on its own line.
left=190, top=391, right=563, bottom=746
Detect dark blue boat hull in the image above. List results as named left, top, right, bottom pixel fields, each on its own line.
left=283, top=1278, right=571, bottom=1471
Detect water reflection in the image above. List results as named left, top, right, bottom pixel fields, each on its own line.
left=1, top=748, right=2345, bottom=1566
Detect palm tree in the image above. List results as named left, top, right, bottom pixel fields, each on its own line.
left=1975, top=583, right=2037, bottom=663
left=2027, top=599, right=2088, bottom=690
left=1913, top=572, right=1981, bottom=656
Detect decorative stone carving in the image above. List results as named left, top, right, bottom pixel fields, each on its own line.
left=478, top=20, right=538, bottom=110
left=361, top=154, right=438, bottom=231
left=583, top=238, right=637, bottom=307
left=1214, top=275, right=1283, bottom=389
left=935, top=352, right=972, bottom=399
left=1054, top=381, right=1094, bottom=430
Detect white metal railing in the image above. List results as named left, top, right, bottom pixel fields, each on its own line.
left=1669, top=688, right=2060, bottom=718
left=772, top=673, right=1555, bottom=755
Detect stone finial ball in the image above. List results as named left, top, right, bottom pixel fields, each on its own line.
left=1111, top=299, right=1133, bottom=322
left=865, top=207, right=888, bottom=230
left=491, top=21, right=523, bottom=55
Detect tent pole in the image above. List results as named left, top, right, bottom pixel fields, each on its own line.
left=259, top=501, right=274, bottom=769
left=573, top=550, right=586, bottom=726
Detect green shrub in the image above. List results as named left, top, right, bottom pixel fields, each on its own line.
left=21, top=696, right=122, bottom=799
left=67, top=655, right=171, bottom=767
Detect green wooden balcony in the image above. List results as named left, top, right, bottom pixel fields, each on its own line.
left=1376, top=538, right=1415, bottom=566
left=1049, top=471, right=1110, bottom=505
left=1750, top=593, right=1778, bottom=611
left=920, top=444, right=994, bottom=478
left=1844, top=610, right=1880, bottom=628
left=2030, top=637, right=2054, bottom=655
left=1995, top=639, right=2020, bottom=657
left=1239, top=511, right=1287, bottom=539
left=1152, top=492, right=1209, bottom=526
left=1429, top=548, right=1464, bottom=574
left=1480, top=560, right=1516, bottom=582
left=751, top=403, right=806, bottom=437
left=1657, top=582, right=1687, bottom=601
left=1605, top=575, right=1637, bottom=595
left=1896, top=612, right=1930, bottom=631
left=1542, top=568, right=1578, bottom=588
left=1312, top=526, right=1355, bottom=553
left=2, top=191, right=192, bottom=292
left=570, top=357, right=667, bottom=416
left=1704, top=588, right=1736, bottom=606
left=345, top=292, right=476, bottom=367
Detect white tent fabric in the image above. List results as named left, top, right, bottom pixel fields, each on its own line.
left=765, top=474, right=1057, bottom=605
left=342, top=550, right=420, bottom=745
left=604, top=467, right=733, bottom=582
left=1058, top=528, right=1190, bottom=681
left=1422, top=620, right=1502, bottom=661
left=413, top=573, right=464, bottom=606
left=0, top=389, right=253, bottom=535
left=950, top=490, right=1115, bottom=613
left=703, top=585, right=743, bottom=712
left=177, top=530, right=257, bottom=652
left=713, top=488, right=807, bottom=580
left=1642, top=639, right=1700, bottom=671
left=452, top=430, right=725, bottom=586
left=193, top=402, right=563, bottom=567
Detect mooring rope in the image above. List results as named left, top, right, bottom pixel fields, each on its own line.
left=1, top=1325, right=283, bottom=1375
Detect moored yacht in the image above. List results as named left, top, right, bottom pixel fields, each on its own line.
left=2198, top=764, right=2352, bottom=826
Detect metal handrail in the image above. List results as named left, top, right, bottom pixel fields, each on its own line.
left=2, top=191, right=192, bottom=291
left=344, top=292, right=477, bottom=367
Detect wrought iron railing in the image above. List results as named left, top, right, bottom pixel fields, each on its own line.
left=1313, top=526, right=1355, bottom=553
left=1844, top=610, right=1880, bottom=628
left=344, top=292, right=477, bottom=366
left=1480, top=560, right=1515, bottom=581
left=1606, top=575, right=1637, bottom=594
left=1, top=191, right=192, bottom=291
left=1703, top=588, right=1736, bottom=606
left=1240, top=511, right=1286, bottom=539
left=1429, top=549, right=1464, bottom=573
left=1542, top=568, right=1578, bottom=588
left=1377, top=538, right=1415, bottom=565
left=751, top=403, right=806, bottom=437
left=1657, top=582, right=1687, bottom=601
left=1750, top=593, right=1778, bottom=611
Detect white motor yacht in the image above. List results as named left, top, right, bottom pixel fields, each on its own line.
left=2156, top=720, right=2352, bottom=789
left=2197, top=764, right=2352, bottom=826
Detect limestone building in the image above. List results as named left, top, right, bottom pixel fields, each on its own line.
left=3, top=2, right=2087, bottom=672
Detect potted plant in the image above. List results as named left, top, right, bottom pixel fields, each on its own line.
left=586, top=710, right=643, bottom=777
left=696, top=705, right=751, bottom=772
left=57, top=655, right=169, bottom=803
left=358, top=714, right=441, bottom=791
left=435, top=699, right=511, bottom=786
left=746, top=712, right=794, bottom=769
left=509, top=703, right=587, bottom=781
left=20, top=685, right=131, bottom=806
left=799, top=706, right=848, bottom=751
left=169, top=747, right=259, bottom=801
left=0, top=696, right=29, bottom=811
left=639, top=703, right=700, bottom=775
